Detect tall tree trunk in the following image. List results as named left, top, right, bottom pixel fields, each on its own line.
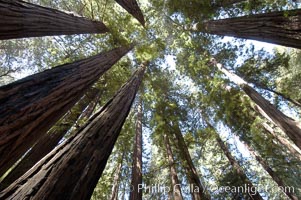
left=238, top=75, right=301, bottom=109
left=261, top=122, right=301, bottom=161
left=0, top=88, right=100, bottom=191
left=170, top=122, right=209, bottom=200
left=0, top=63, right=146, bottom=200
left=110, top=152, right=125, bottom=200
left=215, top=134, right=263, bottom=200
left=129, top=95, right=143, bottom=200
left=194, top=9, right=301, bottom=49
left=0, top=45, right=133, bottom=178
left=242, top=138, right=298, bottom=200
left=213, top=61, right=301, bottom=151
left=0, top=0, right=109, bottom=40
left=163, top=133, right=184, bottom=200
left=115, top=0, right=145, bottom=26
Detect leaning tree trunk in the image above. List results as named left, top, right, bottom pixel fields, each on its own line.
left=129, top=95, right=143, bottom=200
left=194, top=9, right=301, bottom=49
left=212, top=130, right=263, bottom=200
left=110, top=152, right=125, bottom=200
left=261, top=122, right=301, bottom=161
left=115, top=0, right=145, bottom=26
left=0, top=88, right=100, bottom=191
left=0, top=0, right=109, bottom=40
left=242, top=139, right=298, bottom=200
left=0, top=45, right=133, bottom=178
left=170, top=122, right=209, bottom=200
left=0, top=63, right=146, bottom=200
left=163, top=133, right=184, bottom=200
left=213, top=61, right=301, bottom=151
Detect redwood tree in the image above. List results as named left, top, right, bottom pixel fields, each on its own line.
left=129, top=95, right=143, bottom=200
left=0, top=63, right=146, bottom=200
left=0, top=0, right=109, bottom=40
left=163, top=133, right=184, bottom=200
left=0, top=45, right=133, bottom=177
left=0, top=88, right=100, bottom=190
left=212, top=60, right=301, bottom=151
left=193, top=9, right=301, bottom=49
left=169, top=122, right=209, bottom=200
left=115, top=0, right=145, bottom=26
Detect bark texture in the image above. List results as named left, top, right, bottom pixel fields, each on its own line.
left=129, top=96, right=143, bottom=200
left=215, top=62, right=301, bottom=151
left=214, top=134, right=263, bottom=200
left=115, top=0, right=145, bottom=26
left=163, top=133, right=184, bottom=200
left=170, top=122, right=208, bottom=200
left=0, top=0, right=109, bottom=40
left=200, top=9, right=301, bottom=49
left=0, top=88, right=100, bottom=190
left=0, top=45, right=133, bottom=177
left=110, top=153, right=125, bottom=200
left=243, top=141, right=298, bottom=200
left=0, top=64, right=146, bottom=200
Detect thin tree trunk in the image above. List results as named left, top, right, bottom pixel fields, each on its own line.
left=170, top=122, right=209, bottom=200
left=163, top=133, right=184, bottom=200
left=237, top=74, right=301, bottom=109
left=0, top=63, right=146, bottom=200
left=110, top=152, right=125, bottom=200
left=0, top=88, right=100, bottom=191
left=115, top=0, right=145, bottom=26
left=0, top=0, right=109, bottom=40
left=205, top=121, right=263, bottom=200
left=193, top=9, right=301, bottom=49
left=0, top=45, right=133, bottom=178
left=261, top=122, right=301, bottom=161
left=213, top=61, right=301, bottom=151
left=129, top=95, right=143, bottom=200
left=242, top=139, right=298, bottom=200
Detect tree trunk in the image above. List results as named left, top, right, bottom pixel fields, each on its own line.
left=163, top=133, right=184, bottom=200
left=242, top=139, right=298, bottom=200
left=129, top=95, right=143, bottom=200
left=214, top=133, right=263, bottom=200
left=214, top=61, right=301, bottom=151
left=0, top=45, right=133, bottom=178
left=261, top=122, right=301, bottom=161
left=195, top=9, right=301, bottom=49
left=0, top=88, right=100, bottom=191
left=0, top=63, right=146, bottom=200
left=245, top=77, right=301, bottom=109
left=115, top=0, right=145, bottom=26
left=0, top=0, right=109, bottom=40
left=110, top=152, right=125, bottom=200
left=170, top=122, right=209, bottom=200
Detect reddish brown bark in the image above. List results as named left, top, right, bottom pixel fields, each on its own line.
left=110, top=152, right=125, bottom=200
left=0, top=88, right=100, bottom=191
left=0, top=0, right=109, bottom=40
left=0, top=45, right=133, bottom=178
left=129, top=96, right=143, bottom=200
left=197, top=9, right=301, bottom=49
left=0, top=63, right=146, bottom=200
left=163, top=133, right=184, bottom=200
left=115, top=0, right=145, bottom=26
